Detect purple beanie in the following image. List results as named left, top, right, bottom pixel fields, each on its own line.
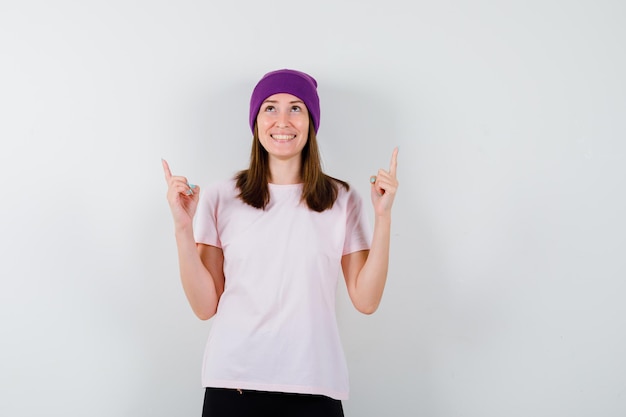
left=249, top=69, right=320, bottom=133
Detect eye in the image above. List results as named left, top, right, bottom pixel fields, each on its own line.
left=290, top=105, right=302, bottom=112
left=263, top=105, right=276, bottom=112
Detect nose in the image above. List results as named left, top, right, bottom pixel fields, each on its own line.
left=276, top=112, right=290, bottom=128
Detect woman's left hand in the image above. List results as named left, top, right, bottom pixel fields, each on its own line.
left=370, top=147, right=399, bottom=217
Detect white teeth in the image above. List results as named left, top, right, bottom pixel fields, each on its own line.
left=272, top=134, right=295, bottom=140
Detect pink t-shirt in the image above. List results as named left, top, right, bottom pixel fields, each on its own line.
left=193, top=179, right=371, bottom=400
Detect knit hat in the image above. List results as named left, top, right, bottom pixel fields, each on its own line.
left=249, top=69, right=320, bottom=133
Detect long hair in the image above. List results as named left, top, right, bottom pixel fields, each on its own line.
left=235, top=116, right=349, bottom=212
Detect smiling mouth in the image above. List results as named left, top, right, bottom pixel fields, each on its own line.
left=270, top=134, right=296, bottom=141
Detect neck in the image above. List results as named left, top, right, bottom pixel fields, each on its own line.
left=268, top=156, right=302, bottom=184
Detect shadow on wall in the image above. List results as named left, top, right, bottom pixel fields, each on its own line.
left=318, top=83, right=399, bottom=186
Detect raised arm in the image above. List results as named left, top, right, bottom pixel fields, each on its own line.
left=162, top=159, right=224, bottom=320
left=342, top=148, right=399, bottom=314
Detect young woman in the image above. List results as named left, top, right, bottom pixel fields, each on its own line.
left=163, top=69, right=399, bottom=417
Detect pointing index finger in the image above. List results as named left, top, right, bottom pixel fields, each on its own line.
left=162, top=158, right=173, bottom=181
left=389, top=147, right=398, bottom=177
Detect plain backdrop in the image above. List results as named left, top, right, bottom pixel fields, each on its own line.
left=1, top=1, right=625, bottom=416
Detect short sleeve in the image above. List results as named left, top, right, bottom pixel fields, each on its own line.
left=342, top=189, right=371, bottom=255
left=193, top=183, right=222, bottom=248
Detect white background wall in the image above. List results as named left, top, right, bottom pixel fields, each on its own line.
left=1, top=1, right=625, bottom=416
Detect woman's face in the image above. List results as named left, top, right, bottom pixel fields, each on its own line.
left=256, top=93, right=310, bottom=161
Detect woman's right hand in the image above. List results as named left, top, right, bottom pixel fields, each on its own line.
left=162, top=159, right=199, bottom=231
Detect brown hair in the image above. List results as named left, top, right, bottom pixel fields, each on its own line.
left=235, top=117, right=349, bottom=212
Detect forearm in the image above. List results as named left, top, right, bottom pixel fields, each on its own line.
left=174, top=226, right=220, bottom=320
left=353, top=214, right=392, bottom=313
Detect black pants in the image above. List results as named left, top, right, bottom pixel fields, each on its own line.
left=202, top=387, right=345, bottom=417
